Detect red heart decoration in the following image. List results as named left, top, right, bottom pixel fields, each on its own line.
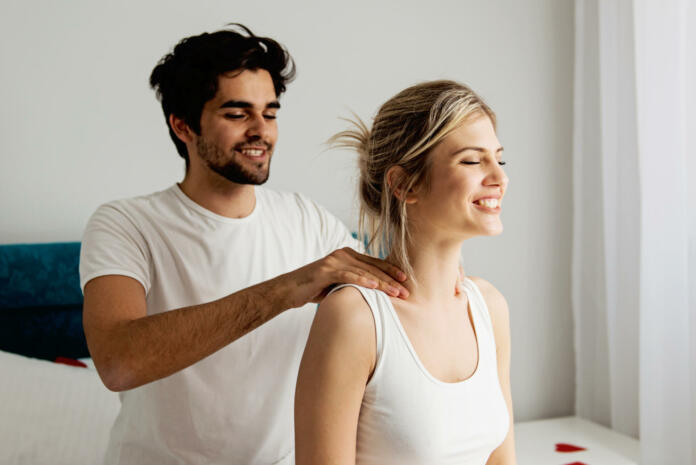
left=555, top=443, right=587, bottom=453
left=54, top=356, right=88, bottom=368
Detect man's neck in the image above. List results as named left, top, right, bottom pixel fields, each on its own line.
left=179, top=170, right=257, bottom=219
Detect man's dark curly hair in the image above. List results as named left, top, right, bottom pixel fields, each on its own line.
left=149, top=23, right=296, bottom=167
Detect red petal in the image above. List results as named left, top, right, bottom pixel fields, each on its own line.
left=555, top=443, right=587, bottom=452
left=54, top=356, right=88, bottom=368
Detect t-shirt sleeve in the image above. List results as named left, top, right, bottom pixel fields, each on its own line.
left=294, top=193, right=364, bottom=255
left=79, top=203, right=151, bottom=294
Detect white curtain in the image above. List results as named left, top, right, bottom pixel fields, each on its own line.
left=573, top=1, right=695, bottom=463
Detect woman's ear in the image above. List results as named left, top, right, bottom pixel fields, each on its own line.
left=168, top=114, right=195, bottom=145
left=386, top=166, right=419, bottom=204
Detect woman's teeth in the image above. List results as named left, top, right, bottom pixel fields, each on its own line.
left=475, top=199, right=499, bottom=208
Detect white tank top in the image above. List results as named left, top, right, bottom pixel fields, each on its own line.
left=334, top=278, right=509, bottom=465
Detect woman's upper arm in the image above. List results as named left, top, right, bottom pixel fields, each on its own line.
left=470, top=277, right=518, bottom=465
left=294, top=287, right=377, bottom=465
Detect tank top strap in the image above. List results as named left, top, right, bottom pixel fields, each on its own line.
left=460, top=277, right=494, bottom=333
left=459, top=277, right=500, bottom=373
left=326, top=284, right=385, bottom=358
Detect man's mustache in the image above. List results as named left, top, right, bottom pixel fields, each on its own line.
left=233, top=141, right=273, bottom=151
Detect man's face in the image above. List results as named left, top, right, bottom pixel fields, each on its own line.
left=194, top=69, right=279, bottom=185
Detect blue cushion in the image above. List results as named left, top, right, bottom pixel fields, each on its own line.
left=0, top=242, right=87, bottom=360
left=0, top=242, right=83, bottom=309
left=0, top=305, right=88, bottom=359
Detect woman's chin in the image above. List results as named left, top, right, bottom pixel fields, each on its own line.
left=481, top=223, right=504, bottom=236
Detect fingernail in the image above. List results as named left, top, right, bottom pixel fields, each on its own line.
left=398, top=272, right=407, bottom=281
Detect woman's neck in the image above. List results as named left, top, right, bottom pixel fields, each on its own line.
left=389, top=233, right=464, bottom=307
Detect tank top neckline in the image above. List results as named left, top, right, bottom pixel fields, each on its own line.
left=380, top=278, right=482, bottom=387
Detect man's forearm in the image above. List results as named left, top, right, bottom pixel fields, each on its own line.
left=97, top=274, right=293, bottom=391
left=88, top=248, right=409, bottom=392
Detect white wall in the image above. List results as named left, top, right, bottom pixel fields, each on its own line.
left=0, top=0, right=574, bottom=421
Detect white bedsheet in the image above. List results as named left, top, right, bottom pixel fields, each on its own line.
left=0, top=350, right=119, bottom=465
left=515, top=416, right=640, bottom=464
left=0, top=349, right=642, bottom=465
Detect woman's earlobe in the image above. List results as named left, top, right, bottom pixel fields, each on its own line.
left=392, top=188, right=409, bottom=203
left=400, top=184, right=419, bottom=204
left=403, top=192, right=419, bottom=205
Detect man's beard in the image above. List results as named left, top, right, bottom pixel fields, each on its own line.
left=196, top=136, right=271, bottom=185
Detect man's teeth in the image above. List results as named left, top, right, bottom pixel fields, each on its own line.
left=241, top=148, right=264, bottom=156
left=475, top=199, right=499, bottom=208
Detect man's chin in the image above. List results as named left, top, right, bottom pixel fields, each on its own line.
left=209, top=163, right=270, bottom=186
left=242, top=165, right=270, bottom=185
left=247, top=172, right=270, bottom=185
left=225, top=172, right=269, bottom=185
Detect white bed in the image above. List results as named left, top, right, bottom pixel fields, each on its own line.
left=1, top=350, right=639, bottom=465
left=0, top=350, right=119, bottom=465
left=516, top=416, right=640, bottom=464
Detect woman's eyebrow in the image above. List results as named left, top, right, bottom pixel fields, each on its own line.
left=452, top=146, right=504, bottom=156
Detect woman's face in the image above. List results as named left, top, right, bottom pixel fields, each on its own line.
left=408, top=114, right=508, bottom=240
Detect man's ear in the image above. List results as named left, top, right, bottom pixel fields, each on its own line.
left=169, top=114, right=195, bottom=145
left=386, top=166, right=419, bottom=204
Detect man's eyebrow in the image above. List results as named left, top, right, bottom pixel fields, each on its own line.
left=452, top=146, right=504, bottom=156
left=219, top=100, right=281, bottom=109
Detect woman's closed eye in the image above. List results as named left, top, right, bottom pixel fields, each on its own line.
left=460, top=160, right=507, bottom=166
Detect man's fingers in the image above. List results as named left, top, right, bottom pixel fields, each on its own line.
left=348, top=261, right=408, bottom=297
left=337, top=268, right=407, bottom=298
left=324, top=248, right=410, bottom=298
left=339, top=249, right=410, bottom=297
left=337, top=270, right=378, bottom=290
left=342, top=248, right=407, bottom=282
left=356, top=263, right=410, bottom=298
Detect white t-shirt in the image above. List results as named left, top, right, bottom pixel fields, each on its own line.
left=80, top=184, right=360, bottom=465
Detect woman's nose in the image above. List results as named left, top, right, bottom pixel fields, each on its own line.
left=485, top=162, right=509, bottom=188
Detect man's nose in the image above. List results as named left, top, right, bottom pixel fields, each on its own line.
left=245, top=114, right=269, bottom=140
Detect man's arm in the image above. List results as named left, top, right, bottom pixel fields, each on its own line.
left=84, top=247, right=406, bottom=392
left=294, top=287, right=375, bottom=465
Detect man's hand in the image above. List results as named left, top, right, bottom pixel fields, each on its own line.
left=280, top=247, right=409, bottom=308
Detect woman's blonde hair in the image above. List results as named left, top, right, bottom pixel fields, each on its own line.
left=331, top=80, right=496, bottom=281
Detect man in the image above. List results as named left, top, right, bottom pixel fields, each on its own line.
left=80, top=24, right=408, bottom=465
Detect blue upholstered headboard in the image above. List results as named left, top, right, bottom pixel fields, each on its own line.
left=0, top=242, right=89, bottom=360
left=0, top=236, right=371, bottom=361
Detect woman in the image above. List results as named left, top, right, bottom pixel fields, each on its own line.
left=295, top=81, right=516, bottom=465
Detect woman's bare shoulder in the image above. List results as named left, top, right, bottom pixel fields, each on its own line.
left=314, top=286, right=377, bottom=342
left=466, top=276, right=510, bottom=331
left=306, top=286, right=377, bottom=377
